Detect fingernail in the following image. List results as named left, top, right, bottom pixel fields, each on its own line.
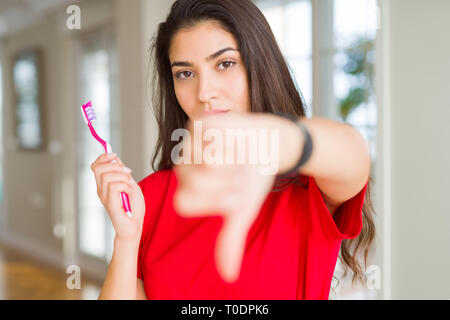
left=123, top=167, right=132, bottom=173
left=107, top=152, right=116, bottom=157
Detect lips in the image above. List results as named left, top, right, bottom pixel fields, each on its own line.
left=201, top=109, right=230, bottom=116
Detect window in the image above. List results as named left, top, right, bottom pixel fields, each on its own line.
left=331, top=0, right=377, bottom=300
left=12, top=49, right=43, bottom=150
left=256, top=0, right=312, bottom=114
left=256, top=0, right=378, bottom=299
left=334, top=0, right=377, bottom=163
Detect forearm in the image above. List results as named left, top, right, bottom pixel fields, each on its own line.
left=98, top=236, right=140, bottom=300
left=278, top=116, right=371, bottom=183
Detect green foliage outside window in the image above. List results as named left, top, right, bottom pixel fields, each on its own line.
left=338, top=36, right=375, bottom=121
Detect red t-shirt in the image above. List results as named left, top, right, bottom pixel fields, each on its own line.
left=137, top=169, right=368, bottom=299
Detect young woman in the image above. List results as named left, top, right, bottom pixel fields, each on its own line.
left=93, top=0, right=375, bottom=300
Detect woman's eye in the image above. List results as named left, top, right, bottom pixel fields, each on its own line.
left=176, top=71, right=193, bottom=79
left=218, top=60, right=236, bottom=70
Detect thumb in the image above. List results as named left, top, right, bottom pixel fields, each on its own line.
left=214, top=213, right=252, bottom=283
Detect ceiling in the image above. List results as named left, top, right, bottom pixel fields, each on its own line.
left=0, top=0, right=74, bottom=37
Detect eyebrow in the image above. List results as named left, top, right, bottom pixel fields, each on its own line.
left=170, top=47, right=238, bottom=68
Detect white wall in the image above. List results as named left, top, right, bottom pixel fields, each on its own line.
left=378, top=0, right=450, bottom=299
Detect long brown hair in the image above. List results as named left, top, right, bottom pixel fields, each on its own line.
left=147, top=0, right=375, bottom=289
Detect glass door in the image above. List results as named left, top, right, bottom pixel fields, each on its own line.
left=75, top=26, right=119, bottom=273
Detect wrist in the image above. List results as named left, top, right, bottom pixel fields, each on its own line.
left=114, top=234, right=141, bottom=250
left=276, top=115, right=305, bottom=175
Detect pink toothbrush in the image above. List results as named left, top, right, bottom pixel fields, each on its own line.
left=81, top=101, right=132, bottom=218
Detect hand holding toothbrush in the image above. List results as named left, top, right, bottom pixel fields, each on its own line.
left=90, top=153, right=146, bottom=241
left=81, top=101, right=145, bottom=241
left=81, top=101, right=133, bottom=217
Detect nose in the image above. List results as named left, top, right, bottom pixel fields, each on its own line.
left=197, top=72, right=218, bottom=105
